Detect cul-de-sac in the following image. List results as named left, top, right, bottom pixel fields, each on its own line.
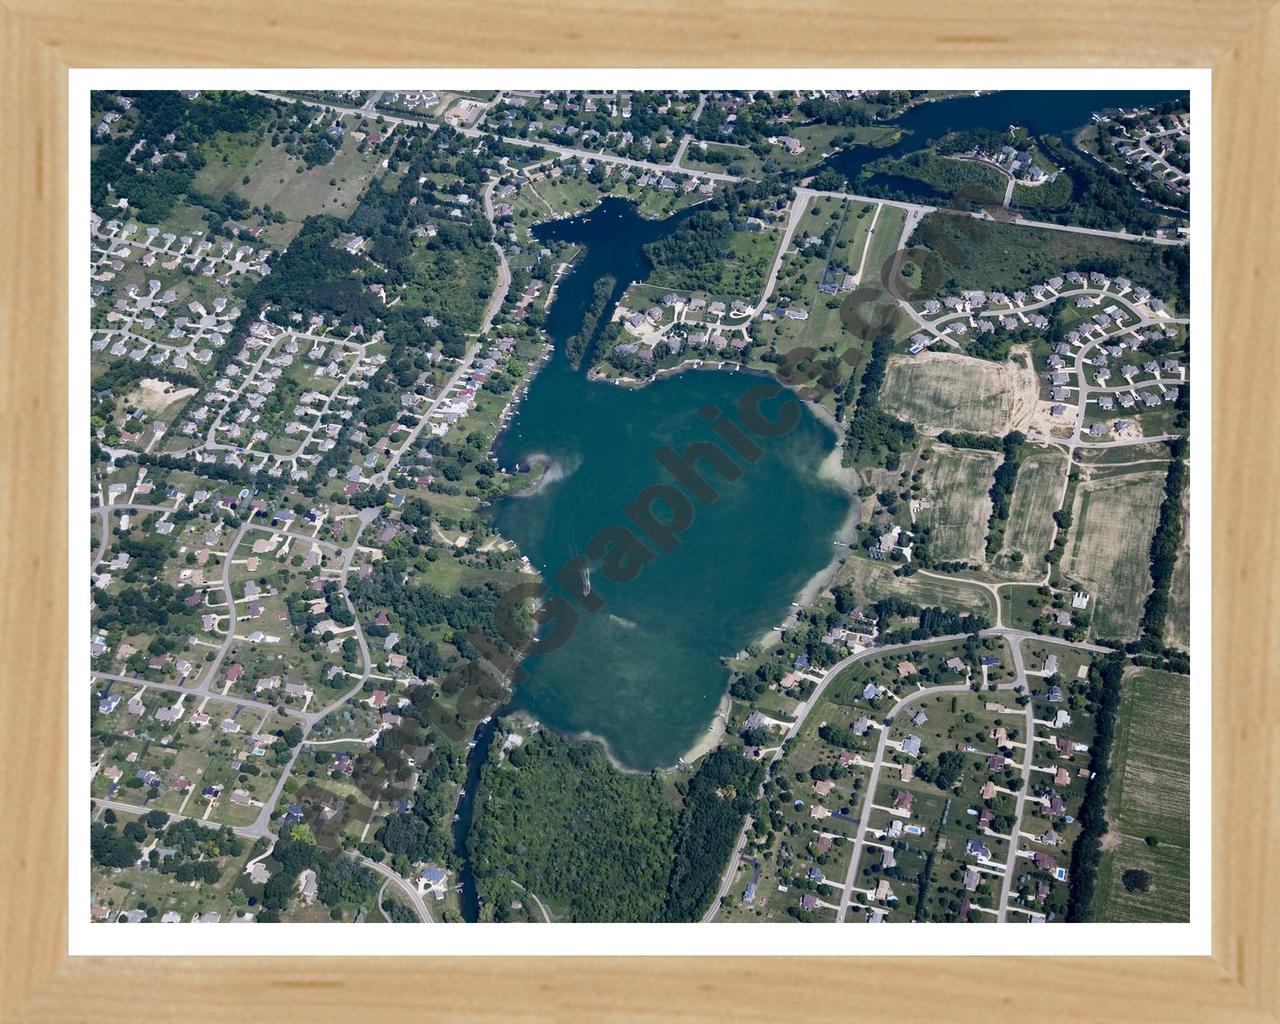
left=88, top=88, right=1191, bottom=926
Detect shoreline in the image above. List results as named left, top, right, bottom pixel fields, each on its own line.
left=747, top=416, right=862, bottom=655
left=507, top=451, right=568, bottom=498
left=486, top=202, right=860, bottom=778
left=505, top=690, right=733, bottom=776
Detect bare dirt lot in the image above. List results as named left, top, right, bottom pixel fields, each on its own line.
left=880, top=347, right=1039, bottom=436
left=130, top=378, right=198, bottom=414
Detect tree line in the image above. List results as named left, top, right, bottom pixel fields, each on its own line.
left=1065, top=652, right=1126, bottom=920
left=985, top=431, right=1027, bottom=556
left=1139, top=437, right=1189, bottom=649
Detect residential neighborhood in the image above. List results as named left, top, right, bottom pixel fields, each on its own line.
left=87, top=86, right=1191, bottom=932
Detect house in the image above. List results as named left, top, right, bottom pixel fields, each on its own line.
left=900, top=735, right=922, bottom=757
left=896, top=661, right=918, bottom=679
left=298, top=869, right=319, bottom=904
left=966, top=838, right=992, bottom=860
left=419, top=866, right=449, bottom=900
left=893, top=790, right=913, bottom=812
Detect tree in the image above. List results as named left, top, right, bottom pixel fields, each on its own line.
left=1122, top=869, right=1152, bottom=893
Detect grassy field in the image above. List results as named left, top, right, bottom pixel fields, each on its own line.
left=682, top=124, right=900, bottom=179
left=902, top=212, right=1189, bottom=314
left=865, top=151, right=1007, bottom=207
left=195, top=116, right=384, bottom=244
left=846, top=558, right=996, bottom=622
left=1165, top=484, right=1191, bottom=650
left=644, top=211, right=778, bottom=301
left=916, top=448, right=999, bottom=563
left=511, top=175, right=604, bottom=231
left=1093, top=668, right=1190, bottom=922
left=835, top=204, right=913, bottom=361
left=880, top=349, right=1039, bottom=436
left=994, top=445, right=1068, bottom=578
left=748, top=198, right=890, bottom=411
left=1065, top=469, right=1166, bottom=641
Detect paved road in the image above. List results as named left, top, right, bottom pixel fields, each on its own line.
left=251, top=90, right=741, bottom=184
left=91, top=672, right=305, bottom=721
left=704, top=629, right=990, bottom=921
left=750, top=190, right=811, bottom=316
left=254, top=90, right=1185, bottom=249
left=851, top=202, right=884, bottom=285
left=995, top=636, right=1035, bottom=919
left=362, top=168, right=510, bottom=490
left=370, top=343, right=481, bottom=487
left=835, top=678, right=1015, bottom=922
left=361, top=855, right=434, bottom=922
left=479, top=176, right=513, bottom=335
left=994, top=211, right=1187, bottom=246
left=704, top=625, right=1112, bottom=921
left=91, top=506, right=112, bottom=570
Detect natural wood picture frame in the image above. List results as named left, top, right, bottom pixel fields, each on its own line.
left=1, top=2, right=1276, bottom=1020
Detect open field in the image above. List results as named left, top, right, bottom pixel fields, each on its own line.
left=1065, top=469, right=1166, bottom=641
left=902, top=212, right=1189, bottom=313
left=845, top=557, right=996, bottom=622
left=994, top=444, right=1069, bottom=578
left=1166, top=484, right=1191, bottom=650
left=683, top=124, right=900, bottom=179
left=1093, top=668, right=1190, bottom=922
left=836, top=205, right=912, bottom=367
left=916, top=448, right=999, bottom=563
left=194, top=116, right=383, bottom=243
left=880, top=349, right=1039, bottom=436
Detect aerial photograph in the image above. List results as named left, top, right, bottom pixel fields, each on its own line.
left=87, top=86, right=1192, bottom=928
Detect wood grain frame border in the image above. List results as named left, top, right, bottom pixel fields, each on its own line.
left=1, top=3, right=1276, bottom=1020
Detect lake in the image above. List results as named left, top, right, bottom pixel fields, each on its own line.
left=492, top=198, right=850, bottom=769
left=824, top=88, right=1188, bottom=205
